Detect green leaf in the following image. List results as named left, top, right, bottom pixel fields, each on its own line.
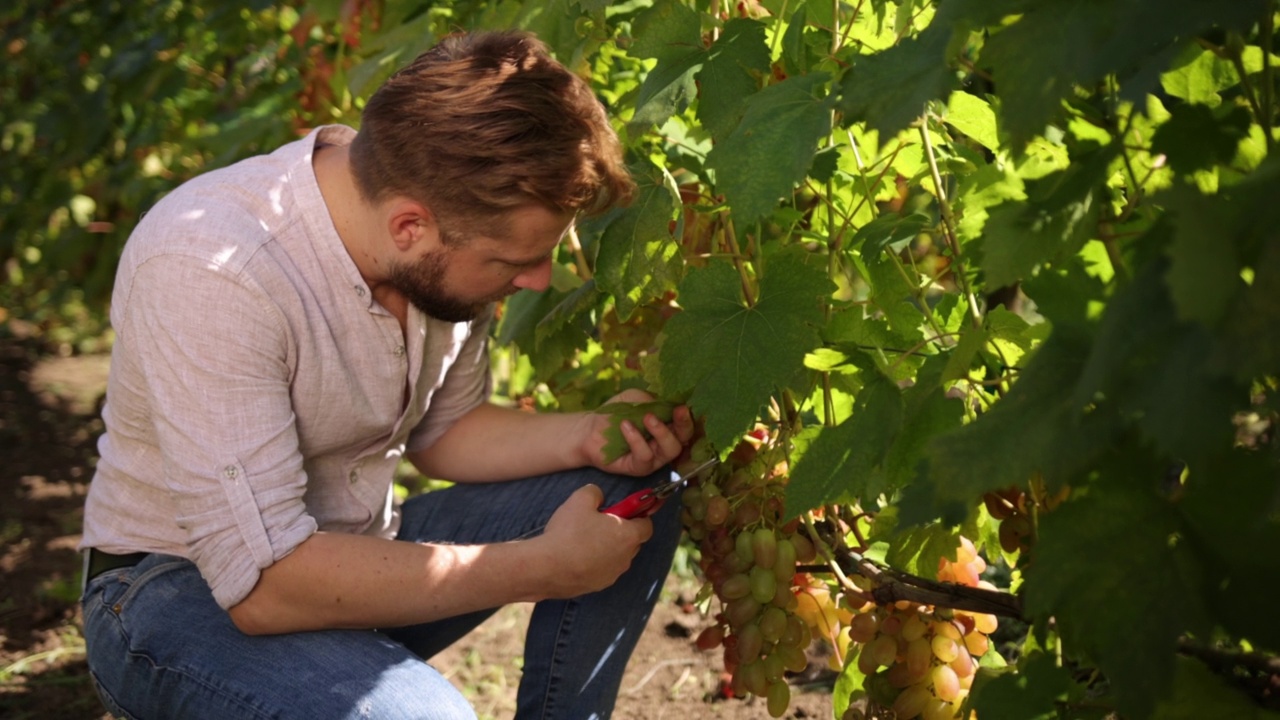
left=696, top=19, right=771, bottom=142
left=1025, top=473, right=1210, bottom=719
left=980, top=0, right=1269, bottom=146
left=594, top=163, right=681, bottom=321
left=706, top=73, right=834, bottom=224
left=631, top=50, right=704, bottom=128
left=926, top=333, right=1120, bottom=510
left=874, top=512, right=962, bottom=578
left=837, top=24, right=957, bottom=138
left=945, top=91, right=1000, bottom=152
left=1161, top=44, right=1245, bottom=106
left=598, top=400, right=677, bottom=463
left=628, top=0, right=703, bottom=62
left=976, top=147, right=1114, bottom=288
left=969, top=652, right=1071, bottom=720
left=1150, top=103, right=1252, bottom=175
left=1154, top=657, right=1280, bottom=720
left=1179, top=451, right=1280, bottom=653
left=660, top=249, right=833, bottom=452
left=786, top=376, right=904, bottom=516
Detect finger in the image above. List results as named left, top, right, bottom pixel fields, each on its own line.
left=572, top=483, right=604, bottom=509
left=644, top=413, right=684, bottom=462
left=628, top=516, right=654, bottom=544
left=672, top=405, right=696, bottom=443
left=620, top=420, right=656, bottom=464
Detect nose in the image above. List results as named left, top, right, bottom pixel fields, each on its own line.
left=512, top=257, right=553, bottom=292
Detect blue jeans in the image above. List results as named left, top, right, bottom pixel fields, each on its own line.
left=81, top=467, right=682, bottom=720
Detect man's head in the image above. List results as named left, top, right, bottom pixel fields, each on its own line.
left=349, top=30, right=633, bottom=238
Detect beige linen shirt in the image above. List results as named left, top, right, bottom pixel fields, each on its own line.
left=80, top=125, right=493, bottom=609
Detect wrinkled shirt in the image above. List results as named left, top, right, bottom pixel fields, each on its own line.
left=80, top=125, right=493, bottom=609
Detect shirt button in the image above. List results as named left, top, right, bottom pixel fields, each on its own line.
left=394, top=345, right=406, bottom=358
left=349, top=469, right=359, bottom=484
left=354, top=285, right=366, bottom=297
left=223, top=465, right=238, bottom=479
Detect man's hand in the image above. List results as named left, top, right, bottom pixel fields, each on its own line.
left=578, top=389, right=694, bottom=476
left=529, top=484, right=654, bottom=598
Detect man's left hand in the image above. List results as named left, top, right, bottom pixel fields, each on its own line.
left=579, top=389, right=694, bottom=476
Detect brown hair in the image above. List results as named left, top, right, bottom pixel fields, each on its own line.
left=349, top=31, right=633, bottom=235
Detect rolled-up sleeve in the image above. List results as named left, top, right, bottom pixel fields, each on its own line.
left=123, top=255, right=316, bottom=609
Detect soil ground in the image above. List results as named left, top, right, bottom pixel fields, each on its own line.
left=0, top=336, right=835, bottom=720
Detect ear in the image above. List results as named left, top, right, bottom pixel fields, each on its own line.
left=385, top=199, right=440, bottom=253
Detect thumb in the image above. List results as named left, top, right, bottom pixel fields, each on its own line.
left=570, top=483, right=605, bottom=510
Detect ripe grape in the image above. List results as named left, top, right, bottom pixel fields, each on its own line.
left=891, top=684, right=931, bottom=719
left=931, top=635, right=960, bottom=663
left=696, top=625, right=724, bottom=650
left=922, top=698, right=958, bottom=720
left=931, top=664, right=961, bottom=702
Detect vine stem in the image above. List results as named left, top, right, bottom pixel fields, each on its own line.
left=801, top=531, right=1026, bottom=619
left=721, top=217, right=757, bottom=306
left=918, top=115, right=982, bottom=329
left=1228, top=31, right=1275, bottom=154
left=565, top=225, right=593, bottom=281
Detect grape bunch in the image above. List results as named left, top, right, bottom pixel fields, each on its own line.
left=681, top=431, right=819, bottom=717
left=838, top=538, right=997, bottom=720
left=984, top=477, right=1068, bottom=554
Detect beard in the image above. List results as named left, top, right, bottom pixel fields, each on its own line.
left=385, top=248, right=511, bottom=323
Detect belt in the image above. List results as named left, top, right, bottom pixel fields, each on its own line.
left=83, top=548, right=151, bottom=584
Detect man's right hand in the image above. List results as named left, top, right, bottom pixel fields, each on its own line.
left=530, top=484, right=653, bottom=599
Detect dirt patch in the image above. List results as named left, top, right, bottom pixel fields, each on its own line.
left=0, top=338, right=834, bottom=719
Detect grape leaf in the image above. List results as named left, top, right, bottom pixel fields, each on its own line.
left=969, top=652, right=1071, bottom=720
left=1161, top=44, right=1244, bottom=106
left=1024, top=473, right=1210, bottom=719
left=696, top=19, right=771, bottom=142
left=594, top=162, right=681, bottom=321
left=631, top=50, right=704, bottom=129
left=836, top=23, right=957, bottom=138
left=1151, top=104, right=1252, bottom=175
left=628, top=0, right=703, bottom=62
left=980, top=0, right=1269, bottom=146
left=945, top=91, right=1000, bottom=152
left=1154, top=657, right=1280, bottom=720
left=925, top=333, right=1121, bottom=512
left=785, top=376, right=904, bottom=517
left=705, top=73, right=834, bottom=224
left=597, top=400, right=677, bottom=464
left=1179, top=451, right=1280, bottom=653
left=976, top=147, right=1114, bottom=288
left=659, top=248, right=832, bottom=451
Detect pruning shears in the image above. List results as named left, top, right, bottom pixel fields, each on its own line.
left=602, top=457, right=719, bottom=519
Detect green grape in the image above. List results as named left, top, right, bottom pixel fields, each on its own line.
left=737, top=622, right=764, bottom=663
left=766, top=680, right=791, bottom=718
left=749, top=565, right=777, bottom=604
left=726, top=595, right=762, bottom=629
left=758, top=606, right=788, bottom=643
left=721, top=573, right=751, bottom=600
left=772, top=537, right=797, bottom=582
left=752, top=527, right=778, bottom=569
left=705, top=495, right=731, bottom=526
left=740, top=660, right=768, bottom=696
left=761, top=650, right=787, bottom=682
left=778, top=643, right=808, bottom=673
left=735, top=531, right=755, bottom=566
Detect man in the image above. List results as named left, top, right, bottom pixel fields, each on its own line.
left=79, top=30, right=694, bottom=719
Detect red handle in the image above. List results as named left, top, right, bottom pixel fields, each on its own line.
left=602, top=489, right=662, bottom=519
